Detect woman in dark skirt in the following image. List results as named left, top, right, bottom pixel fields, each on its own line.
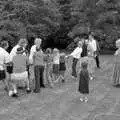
left=78, top=61, right=89, bottom=102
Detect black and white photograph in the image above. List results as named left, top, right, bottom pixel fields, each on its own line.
left=0, top=0, right=120, bottom=120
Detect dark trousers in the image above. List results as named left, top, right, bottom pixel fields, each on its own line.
left=72, top=58, right=78, bottom=78
left=95, top=55, right=100, bottom=68
left=34, top=65, right=44, bottom=91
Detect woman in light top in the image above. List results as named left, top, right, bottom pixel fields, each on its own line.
left=87, top=37, right=96, bottom=80
left=52, top=48, right=60, bottom=82
left=68, top=40, right=83, bottom=79
left=112, top=39, right=120, bottom=86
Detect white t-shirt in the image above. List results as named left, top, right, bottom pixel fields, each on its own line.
left=88, top=39, right=97, bottom=52
left=53, top=54, right=60, bottom=64
left=29, top=45, right=43, bottom=64
left=70, top=47, right=82, bottom=59
left=0, top=47, right=11, bottom=70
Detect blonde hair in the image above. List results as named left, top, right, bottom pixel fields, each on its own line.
left=18, top=38, right=27, bottom=46
left=34, top=38, right=42, bottom=44
left=53, top=48, right=59, bottom=56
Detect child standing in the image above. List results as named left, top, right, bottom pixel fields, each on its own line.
left=44, top=48, right=54, bottom=88
left=52, top=48, right=60, bottom=82
left=78, top=62, right=89, bottom=102
left=58, top=52, right=66, bottom=83
left=33, top=47, right=45, bottom=93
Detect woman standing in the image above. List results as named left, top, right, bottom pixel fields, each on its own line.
left=68, top=40, right=83, bottom=79
left=87, top=35, right=96, bottom=80
left=112, top=39, right=120, bottom=86
left=10, top=38, right=28, bottom=61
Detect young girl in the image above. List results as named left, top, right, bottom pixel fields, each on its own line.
left=78, top=61, right=89, bottom=102
left=112, top=39, right=120, bottom=86
left=52, top=48, right=60, bottom=82
left=44, top=48, right=54, bottom=88
left=58, top=52, right=66, bottom=83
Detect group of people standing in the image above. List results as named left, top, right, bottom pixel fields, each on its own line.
left=0, top=38, right=68, bottom=97
left=69, top=33, right=100, bottom=102
left=0, top=32, right=101, bottom=102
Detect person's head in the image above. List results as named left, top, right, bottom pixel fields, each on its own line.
left=45, top=48, right=52, bottom=54
left=81, top=38, right=85, bottom=43
left=53, top=48, right=59, bottom=55
left=74, top=36, right=80, bottom=43
left=34, top=38, right=42, bottom=48
left=89, top=32, right=95, bottom=41
left=18, top=38, right=28, bottom=48
left=81, top=62, right=88, bottom=70
left=77, top=41, right=83, bottom=48
left=16, top=47, right=25, bottom=55
left=0, top=41, right=9, bottom=50
left=60, top=52, right=65, bottom=57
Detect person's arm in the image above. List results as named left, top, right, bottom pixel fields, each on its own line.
left=70, top=47, right=78, bottom=57
left=4, top=51, right=11, bottom=71
left=29, top=46, right=35, bottom=64
left=9, top=46, right=17, bottom=61
left=114, top=50, right=119, bottom=56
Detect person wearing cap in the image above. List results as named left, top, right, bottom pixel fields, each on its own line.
left=9, top=47, right=31, bottom=97
left=112, top=39, right=120, bottom=86
left=0, top=41, right=11, bottom=94
left=68, top=39, right=83, bottom=79
left=10, top=38, right=28, bottom=61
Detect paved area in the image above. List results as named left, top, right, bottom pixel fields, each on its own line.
left=0, top=55, right=120, bottom=120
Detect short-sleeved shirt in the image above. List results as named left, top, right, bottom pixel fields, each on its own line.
left=33, top=50, right=44, bottom=66
left=53, top=54, right=60, bottom=64
left=12, top=54, right=28, bottom=73
left=0, top=47, right=10, bottom=70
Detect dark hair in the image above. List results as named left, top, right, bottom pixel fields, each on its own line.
left=45, top=48, right=52, bottom=54
left=0, top=41, right=8, bottom=49
left=81, top=62, right=88, bottom=69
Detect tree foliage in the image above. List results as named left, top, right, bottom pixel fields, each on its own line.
left=0, top=0, right=120, bottom=50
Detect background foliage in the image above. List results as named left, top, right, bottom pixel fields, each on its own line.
left=0, top=0, right=120, bottom=51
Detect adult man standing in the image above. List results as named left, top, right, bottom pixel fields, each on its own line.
left=89, top=33, right=100, bottom=68
left=29, top=38, right=45, bottom=88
